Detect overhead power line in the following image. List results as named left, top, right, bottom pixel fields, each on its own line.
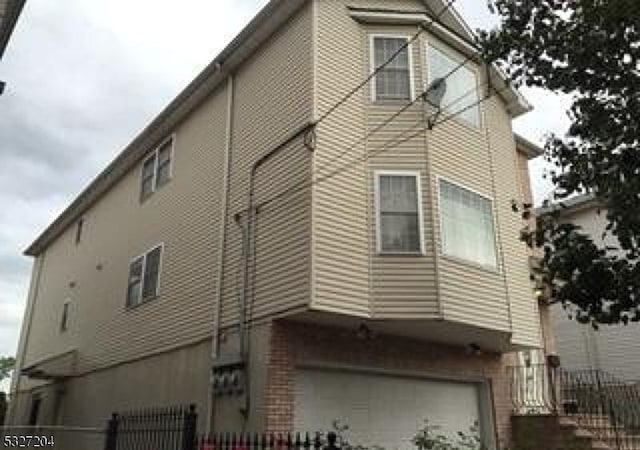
left=313, top=0, right=458, bottom=127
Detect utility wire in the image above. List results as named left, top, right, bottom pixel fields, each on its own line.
left=252, top=79, right=512, bottom=217
left=313, top=0, right=458, bottom=127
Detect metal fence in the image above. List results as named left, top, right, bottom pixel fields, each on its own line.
left=0, top=425, right=106, bottom=450
left=510, top=364, right=640, bottom=450
left=195, top=432, right=338, bottom=450
left=104, top=404, right=197, bottom=450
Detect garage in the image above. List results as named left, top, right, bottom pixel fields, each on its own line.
left=294, top=368, right=487, bottom=450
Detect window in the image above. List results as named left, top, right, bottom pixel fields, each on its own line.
left=428, top=44, right=480, bottom=127
left=60, top=299, right=71, bottom=332
left=140, top=135, right=174, bottom=200
left=439, top=180, right=497, bottom=267
left=127, top=245, right=163, bottom=307
left=28, top=394, right=42, bottom=426
left=372, top=36, right=412, bottom=101
left=375, top=172, right=423, bottom=253
left=75, top=218, right=84, bottom=245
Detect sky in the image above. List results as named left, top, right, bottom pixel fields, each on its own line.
left=0, top=0, right=570, bottom=384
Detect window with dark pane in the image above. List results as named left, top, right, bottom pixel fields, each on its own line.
left=142, top=246, right=162, bottom=300
left=60, top=300, right=70, bottom=332
left=156, top=138, right=172, bottom=188
left=379, top=175, right=421, bottom=252
left=127, top=256, right=144, bottom=306
left=373, top=37, right=411, bottom=101
left=140, top=154, right=156, bottom=199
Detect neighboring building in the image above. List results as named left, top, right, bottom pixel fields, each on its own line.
left=545, top=194, right=640, bottom=383
left=0, top=0, right=25, bottom=58
left=0, top=0, right=26, bottom=94
left=8, top=1, right=549, bottom=449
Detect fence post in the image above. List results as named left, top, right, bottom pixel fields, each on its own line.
left=182, top=404, right=197, bottom=450
left=104, top=413, right=119, bottom=450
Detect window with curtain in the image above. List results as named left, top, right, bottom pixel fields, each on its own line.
left=373, top=36, right=411, bottom=101
left=439, top=180, right=497, bottom=267
left=377, top=173, right=422, bottom=253
left=126, top=245, right=163, bottom=307
left=428, top=44, right=480, bottom=126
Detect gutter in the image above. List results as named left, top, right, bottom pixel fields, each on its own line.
left=0, top=0, right=26, bottom=60
left=24, top=0, right=307, bottom=257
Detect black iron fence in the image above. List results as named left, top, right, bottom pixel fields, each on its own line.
left=194, top=432, right=333, bottom=450
left=104, top=404, right=197, bottom=450
left=510, top=364, right=640, bottom=450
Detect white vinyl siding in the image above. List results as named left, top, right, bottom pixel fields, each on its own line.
left=126, top=245, right=163, bottom=307
left=428, top=44, right=479, bottom=127
left=372, top=36, right=412, bottom=101
left=439, top=180, right=496, bottom=267
left=376, top=172, right=423, bottom=254
left=140, top=135, right=174, bottom=200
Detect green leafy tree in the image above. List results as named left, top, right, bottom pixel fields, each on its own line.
left=478, top=0, right=640, bottom=326
left=0, top=356, right=16, bottom=384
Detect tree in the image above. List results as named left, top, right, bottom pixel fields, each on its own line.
left=0, top=356, right=16, bottom=384
left=477, top=0, right=640, bottom=326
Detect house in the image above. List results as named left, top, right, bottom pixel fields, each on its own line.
left=7, top=1, right=550, bottom=449
left=0, top=0, right=26, bottom=94
left=543, top=194, right=640, bottom=384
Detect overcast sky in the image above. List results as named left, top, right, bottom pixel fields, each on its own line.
left=0, top=0, right=570, bottom=384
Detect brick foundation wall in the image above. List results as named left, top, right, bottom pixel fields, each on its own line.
left=263, top=320, right=516, bottom=449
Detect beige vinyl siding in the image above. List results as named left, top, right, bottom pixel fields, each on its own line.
left=22, top=82, right=230, bottom=373
left=366, top=25, right=439, bottom=319
left=486, top=98, right=541, bottom=347
left=219, top=2, right=313, bottom=328
left=311, top=0, right=372, bottom=317
left=553, top=207, right=640, bottom=381
left=427, top=60, right=510, bottom=332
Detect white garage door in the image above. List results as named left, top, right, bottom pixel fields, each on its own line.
left=294, top=369, right=483, bottom=450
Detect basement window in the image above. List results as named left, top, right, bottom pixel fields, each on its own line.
left=127, top=245, right=163, bottom=307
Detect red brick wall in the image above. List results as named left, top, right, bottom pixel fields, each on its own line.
left=263, top=320, right=515, bottom=449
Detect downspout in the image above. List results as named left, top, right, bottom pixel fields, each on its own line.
left=208, top=73, right=234, bottom=433
left=235, top=122, right=315, bottom=421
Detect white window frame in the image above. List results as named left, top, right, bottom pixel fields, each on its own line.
left=139, top=134, right=175, bottom=201
left=369, top=34, right=415, bottom=102
left=126, top=243, right=164, bottom=307
left=374, top=170, right=425, bottom=255
left=436, top=176, right=499, bottom=270
left=426, top=39, right=481, bottom=128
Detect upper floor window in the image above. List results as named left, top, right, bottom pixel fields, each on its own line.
left=60, top=299, right=71, bottom=332
left=428, top=44, right=480, bottom=127
left=439, top=180, right=496, bottom=267
left=371, top=36, right=412, bottom=101
left=75, top=218, right=84, bottom=245
left=127, top=245, right=163, bottom=307
left=140, top=135, right=174, bottom=200
left=375, top=171, right=423, bottom=254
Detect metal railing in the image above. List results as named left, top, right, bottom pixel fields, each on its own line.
left=195, top=432, right=334, bottom=450
left=104, top=404, right=197, bottom=450
left=510, top=364, right=640, bottom=449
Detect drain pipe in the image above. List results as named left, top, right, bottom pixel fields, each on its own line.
left=235, top=121, right=316, bottom=419
left=208, top=73, right=234, bottom=433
